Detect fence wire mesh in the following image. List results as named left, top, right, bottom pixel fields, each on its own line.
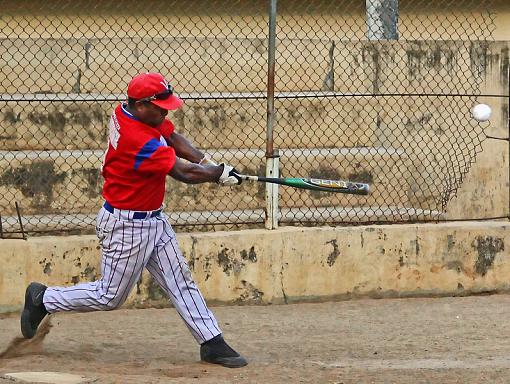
left=0, top=0, right=500, bottom=235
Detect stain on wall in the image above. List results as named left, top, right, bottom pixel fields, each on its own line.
left=186, top=236, right=198, bottom=271
left=325, top=239, right=340, bottom=267
left=73, top=168, right=102, bottom=198
left=410, top=238, right=420, bottom=256
left=147, top=275, right=167, bottom=301
left=26, top=105, right=105, bottom=136
left=234, top=280, right=264, bottom=304
left=348, top=170, right=373, bottom=183
left=1, top=104, right=108, bottom=150
left=80, top=263, right=97, bottom=281
left=0, top=160, right=66, bottom=208
left=217, top=245, right=257, bottom=276
left=240, top=246, right=257, bottom=262
left=445, top=260, right=468, bottom=275
left=39, top=258, right=53, bottom=275
left=473, top=236, right=504, bottom=276
left=447, top=234, right=456, bottom=252
left=217, top=247, right=234, bottom=274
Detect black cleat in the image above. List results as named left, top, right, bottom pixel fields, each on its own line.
left=21, top=282, right=48, bottom=339
left=200, top=334, right=248, bottom=368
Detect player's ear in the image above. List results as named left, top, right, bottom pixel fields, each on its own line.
left=133, top=100, right=148, bottom=112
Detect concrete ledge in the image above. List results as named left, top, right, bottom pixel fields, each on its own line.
left=0, top=206, right=444, bottom=233
left=1, top=221, right=508, bottom=312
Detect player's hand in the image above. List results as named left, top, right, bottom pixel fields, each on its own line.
left=218, top=163, right=242, bottom=185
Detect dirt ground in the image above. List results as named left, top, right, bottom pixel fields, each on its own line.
left=1, top=295, right=510, bottom=384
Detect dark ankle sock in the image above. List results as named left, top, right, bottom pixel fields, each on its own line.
left=203, top=334, right=224, bottom=346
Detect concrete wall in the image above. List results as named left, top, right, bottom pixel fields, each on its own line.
left=1, top=221, right=509, bottom=312
left=2, top=1, right=508, bottom=40
left=1, top=38, right=505, bottom=147
left=438, top=41, right=509, bottom=220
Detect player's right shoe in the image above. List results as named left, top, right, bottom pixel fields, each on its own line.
left=21, top=282, right=48, bottom=339
left=200, top=334, right=248, bottom=368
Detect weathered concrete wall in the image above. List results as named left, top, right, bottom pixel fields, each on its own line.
left=0, top=149, right=408, bottom=217
left=2, top=1, right=508, bottom=40
left=1, top=39, right=500, bottom=151
left=1, top=96, right=383, bottom=151
left=0, top=222, right=508, bottom=312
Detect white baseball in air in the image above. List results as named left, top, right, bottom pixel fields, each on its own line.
left=472, top=103, right=492, bottom=122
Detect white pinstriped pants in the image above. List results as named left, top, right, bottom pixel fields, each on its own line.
left=43, top=206, right=221, bottom=344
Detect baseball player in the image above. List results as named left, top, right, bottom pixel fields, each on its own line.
left=20, top=72, right=247, bottom=368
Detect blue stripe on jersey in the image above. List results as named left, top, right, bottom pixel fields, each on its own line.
left=134, top=138, right=163, bottom=170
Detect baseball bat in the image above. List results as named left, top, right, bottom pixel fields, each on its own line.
left=236, top=174, right=370, bottom=195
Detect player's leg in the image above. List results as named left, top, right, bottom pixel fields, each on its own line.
left=44, top=212, right=160, bottom=311
left=145, top=215, right=247, bottom=368
left=146, top=216, right=220, bottom=343
left=21, top=208, right=159, bottom=338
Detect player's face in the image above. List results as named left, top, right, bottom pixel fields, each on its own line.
left=135, top=101, right=168, bottom=127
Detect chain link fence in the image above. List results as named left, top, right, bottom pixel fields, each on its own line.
left=0, top=0, right=501, bottom=236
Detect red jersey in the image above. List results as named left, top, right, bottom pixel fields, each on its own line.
left=101, top=104, right=176, bottom=210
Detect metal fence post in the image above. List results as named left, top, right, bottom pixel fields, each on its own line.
left=366, top=0, right=399, bottom=40
left=265, top=0, right=279, bottom=230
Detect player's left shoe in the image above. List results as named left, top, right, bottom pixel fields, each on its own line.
left=21, top=282, right=48, bottom=339
left=200, top=334, right=248, bottom=368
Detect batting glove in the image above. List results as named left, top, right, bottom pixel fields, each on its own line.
left=218, top=163, right=242, bottom=185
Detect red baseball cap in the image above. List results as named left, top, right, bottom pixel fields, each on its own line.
left=127, top=72, right=183, bottom=110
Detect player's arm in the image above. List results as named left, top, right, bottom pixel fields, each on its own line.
left=169, top=158, right=241, bottom=185
left=166, top=132, right=206, bottom=164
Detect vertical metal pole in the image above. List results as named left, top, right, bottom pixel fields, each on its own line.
left=366, top=0, right=399, bottom=40
left=265, top=0, right=279, bottom=229
left=15, top=201, right=26, bottom=240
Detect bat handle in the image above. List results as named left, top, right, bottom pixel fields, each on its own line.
left=234, top=173, right=259, bottom=181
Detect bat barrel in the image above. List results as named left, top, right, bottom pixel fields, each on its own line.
left=236, top=174, right=370, bottom=195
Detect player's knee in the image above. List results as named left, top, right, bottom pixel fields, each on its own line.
left=97, top=292, right=126, bottom=310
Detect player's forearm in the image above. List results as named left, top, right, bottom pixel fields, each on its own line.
left=167, top=132, right=204, bottom=163
left=169, top=159, right=222, bottom=184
